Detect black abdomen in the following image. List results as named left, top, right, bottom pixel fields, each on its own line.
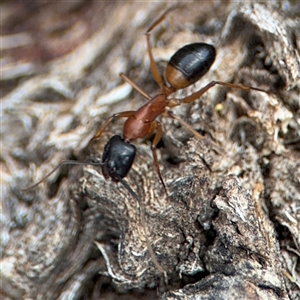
left=166, top=43, right=216, bottom=89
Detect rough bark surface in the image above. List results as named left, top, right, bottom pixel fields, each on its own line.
left=1, top=1, right=299, bottom=299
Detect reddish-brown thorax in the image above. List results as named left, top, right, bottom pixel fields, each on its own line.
left=123, top=94, right=168, bottom=141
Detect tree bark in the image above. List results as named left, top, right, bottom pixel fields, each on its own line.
left=1, top=1, right=299, bottom=299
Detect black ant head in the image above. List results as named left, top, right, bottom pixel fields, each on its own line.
left=102, top=135, right=136, bottom=182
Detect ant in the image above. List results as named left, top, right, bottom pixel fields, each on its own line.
left=88, top=9, right=268, bottom=193
left=23, top=7, right=268, bottom=195
left=23, top=7, right=269, bottom=282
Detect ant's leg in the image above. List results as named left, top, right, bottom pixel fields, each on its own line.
left=145, top=5, right=179, bottom=92
left=167, top=110, right=235, bottom=161
left=146, top=6, right=175, bottom=33
left=168, top=80, right=268, bottom=107
left=150, top=121, right=168, bottom=196
left=167, top=110, right=204, bottom=140
left=145, top=30, right=164, bottom=91
left=91, top=111, right=135, bottom=140
left=120, top=73, right=151, bottom=100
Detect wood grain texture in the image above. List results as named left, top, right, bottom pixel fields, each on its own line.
left=1, top=1, right=299, bottom=299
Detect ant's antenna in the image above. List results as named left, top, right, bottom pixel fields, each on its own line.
left=117, top=175, right=168, bottom=283
left=22, top=160, right=105, bottom=192
left=22, top=160, right=167, bottom=282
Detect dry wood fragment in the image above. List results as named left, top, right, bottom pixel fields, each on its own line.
left=1, top=1, right=299, bottom=299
